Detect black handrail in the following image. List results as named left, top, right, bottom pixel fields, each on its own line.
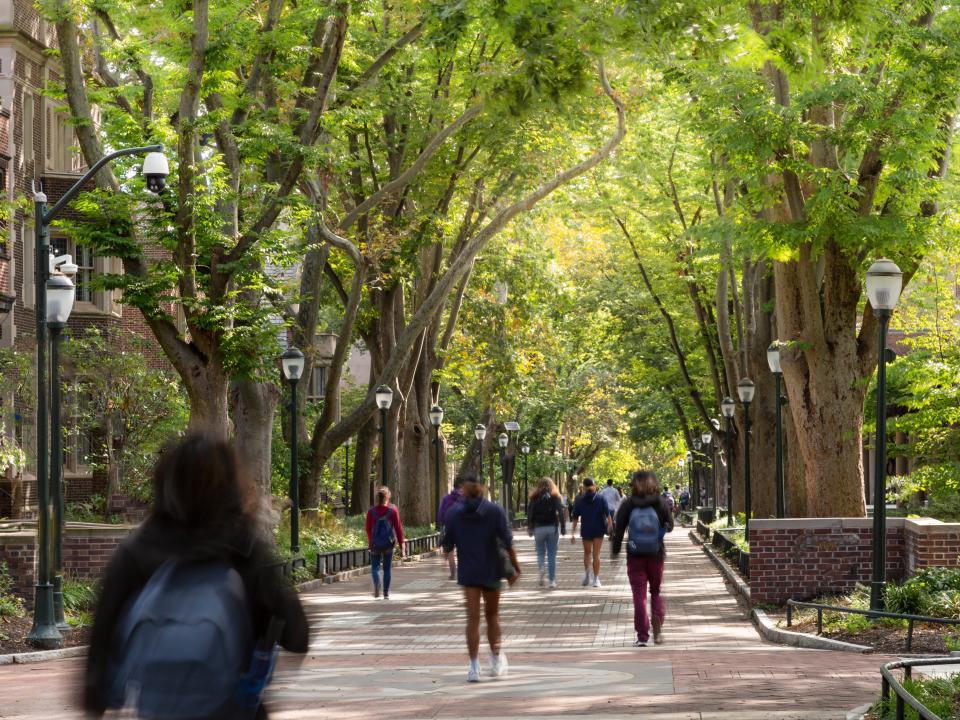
left=879, top=656, right=960, bottom=720
left=786, top=599, right=960, bottom=652
left=314, top=532, right=443, bottom=576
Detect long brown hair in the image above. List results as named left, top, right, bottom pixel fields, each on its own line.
left=375, top=486, right=392, bottom=506
left=152, top=432, right=257, bottom=528
left=631, top=470, right=659, bottom=498
left=529, top=476, right=558, bottom=502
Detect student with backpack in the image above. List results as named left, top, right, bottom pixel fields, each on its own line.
left=570, top=478, right=614, bottom=588
left=438, top=478, right=465, bottom=580
left=442, top=471, right=520, bottom=683
left=612, top=470, right=674, bottom=647
left=526, top=477, right=565, bottom=588
left=84, top=433, right=309, bottom=720
left=365, top=486, right=406, bottom=599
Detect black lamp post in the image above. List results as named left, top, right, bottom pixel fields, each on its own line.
left=866, top=258, right=903, bottom=611
left=343, top=436, right=352, bottom=509
left=701, top=430, right=713, bottom=508
left=47, top=272, right=75, bottom=631
left=429, top=404, right=444, bottom=529
left=475, top=424, right=487, bottom=478
left=498, top=432, right=509, bottom=515
left=281, top=347, right=306, bottom=554
left=767, top=342, right=786, bottom=518
left=738, top=378, right=755, bottom=540
left=28, top=144, right=166, bottom=650
left=721, top=397, right=736, bottom=527
left=375, top=385, right=394, bottom=499
left=685, top=451, right=692, bottom=498
left=693, top=438, right=703, bottom=508
left=521, top=443, right=530, bottom=514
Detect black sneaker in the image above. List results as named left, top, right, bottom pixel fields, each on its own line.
left=633, top=638, right=647, bottom=647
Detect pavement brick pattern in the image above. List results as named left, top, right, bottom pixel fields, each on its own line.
left=0, top=528, right=890, bottom=719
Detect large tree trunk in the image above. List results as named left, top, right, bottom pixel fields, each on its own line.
left=231, top=380, right=280, bottom=495
left=396, top=359, right=433, bottom=526
left=349, top=416, right=377, bottom=514
left=185, top=364, right=232, bottom=436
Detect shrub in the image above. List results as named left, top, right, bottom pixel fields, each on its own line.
left=0, top=562, right=25, bottom=619
left=62, top=578, right=99, bottom=613
left=884, top=581, right=930, bottom=615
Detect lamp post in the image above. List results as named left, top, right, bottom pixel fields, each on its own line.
left=767, top=342, right=785, bottom=518
left=498, top=432, right=509, bottom=515
left=429, top=405, right=444, bottom=529
left=47, top=272, right=75, bottom=631
left=343, top=436, right=352, bottom=509
left=521, top=443, right=530, bottom=514
left=721, top=397, right=736, bottom=527
left=738, top=379, right=755, bottom=540
left=281, top=348, right=306, bottom=554
left=693, top=438, right=703, bottom=508
left=28, top=144, right=167, bottom=650
left=866, top=258, right=903, bottom=611
left=701, top=431, right=713, bottom=508
left=375, top=386, right=394, bottom=500
left=711, top=419, right=721, bottom=509
left=475, top=424, right=487, bottom=478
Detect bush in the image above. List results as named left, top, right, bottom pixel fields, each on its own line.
left=884, top=581, right=930, bottom=616
left=62, top=578, right=99, bottom=613
left=0, top=562, right=25, bottom=619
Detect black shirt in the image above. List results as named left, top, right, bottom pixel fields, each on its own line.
left=527, top=493, right=566, bottom=534
left=611, top=494, right=674, bottom=558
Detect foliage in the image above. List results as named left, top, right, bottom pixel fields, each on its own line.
left=883, top=569, right=960, bottom=618
left=0, top=562, right=25, bottom=619
left=871, top=673, right=960, bottom=720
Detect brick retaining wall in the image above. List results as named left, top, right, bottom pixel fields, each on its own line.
left=0, top=522, right=133, bottom=598
left=750, top=517, right=960, bottom=604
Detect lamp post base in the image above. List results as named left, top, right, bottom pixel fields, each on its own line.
left=27, top=583, right=63, bottom=649
left=870, top=581, right=886, bottom=611
left=52, top=575, right=70, bottom=631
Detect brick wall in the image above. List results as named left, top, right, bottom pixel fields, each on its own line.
left=0, top=522, right=133, bottom=597
left=749, top=517, right=960, bottom=604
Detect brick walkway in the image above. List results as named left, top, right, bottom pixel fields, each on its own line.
left=0, top=529, right=889, bottom=719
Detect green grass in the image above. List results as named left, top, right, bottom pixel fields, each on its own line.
left=0, top=562, right=25, bottom=619
left=62, top=577, right=99, bottom=628
left=870, top=673, right=960, bottom=719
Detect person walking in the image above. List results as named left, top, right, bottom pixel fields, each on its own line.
left=366, top=486, right=406, bottom=599
left=598, top=478, right=622, bottom=517
left=84, top=433, right=309, bottom=720
left=612, top=470, right=674, bottom=647
left=570, top=478, right=613, bottom=587
left=527, top=477, right=566, bottom=588
left=442, top=472, right=520, bottom=683
left=438, top=478, right=465, bottom=580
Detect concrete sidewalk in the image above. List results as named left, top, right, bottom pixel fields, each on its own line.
left=0, top=528, right=887, bottom=719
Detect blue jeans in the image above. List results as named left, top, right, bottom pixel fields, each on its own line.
left=533, top=525, right=559, bottom=581
left=371, top=551, right=393, bottom=594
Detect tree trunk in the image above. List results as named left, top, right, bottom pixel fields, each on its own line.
left=396, top=361, right=432, bottom=526
left=231, top=379, right=280, bottom=496
left=184, top=364, right=232, bottom=436
left=349, top=415, right=377, bottom=514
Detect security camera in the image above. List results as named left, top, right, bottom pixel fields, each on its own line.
left=141, top=151, right=169, bottom=194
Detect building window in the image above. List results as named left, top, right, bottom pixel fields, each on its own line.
left=50, top=236, right=95, bottom=305
left=307, top=365, right=327, bottom=401
left=23, top=93, right=33, bottom=165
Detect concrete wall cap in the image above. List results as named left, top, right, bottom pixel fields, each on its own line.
left=750, top=517, right=910, bottom=531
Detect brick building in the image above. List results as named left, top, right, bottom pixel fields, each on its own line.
left=0, top=1, right=164, bottom=516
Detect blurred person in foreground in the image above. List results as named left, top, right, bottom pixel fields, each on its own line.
left=84, top=432, right=309, bottom=719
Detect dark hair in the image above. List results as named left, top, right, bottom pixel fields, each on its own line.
left=606, top=478, right=614, bottom=486
left=152, top=432, right=256, bottom=528
left=460, top=471, right=482, bottom=485
left=630, top=471, right=659, bottom=498
left=453, top=477, right=464, bottom=489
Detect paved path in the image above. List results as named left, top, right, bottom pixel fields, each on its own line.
left=0, top=530, right=888, bottom=719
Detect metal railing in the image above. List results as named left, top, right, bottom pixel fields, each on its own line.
left=879, top=657, right=960, bottom=720
left=786, top=599, right=960, bottom=652
left=313, top=532, right=442, bottom=577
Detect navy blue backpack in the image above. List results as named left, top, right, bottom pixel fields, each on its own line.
left=370, top=507, right=397, bottom=553
left=109, top=557, right=272, bottom=719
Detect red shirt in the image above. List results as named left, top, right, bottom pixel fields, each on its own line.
left=365, top=504, right=405, bottom=546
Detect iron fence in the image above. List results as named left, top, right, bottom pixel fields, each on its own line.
left=878, top=656, right=960, bottom=720
left=786, top=599, right=960, bottom=652
left=313, top=532, right=442, bottom=577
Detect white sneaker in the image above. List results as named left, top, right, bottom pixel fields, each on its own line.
left=592, top=576, right=602, bottom=588
left=467, top=659, right=481, bottom=683
left=548, top=579, right=558, bottom=589
left=489, top=652, right=508, bottom=678
left=538, top=570, right=546, bottom=587
left=581, top=572, right=591, bottom=586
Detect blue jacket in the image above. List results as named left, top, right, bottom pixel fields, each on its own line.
left=441, top=497, right=512, bottom=587
left=573, top=491, right=612, bottom=539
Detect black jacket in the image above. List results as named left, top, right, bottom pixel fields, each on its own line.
left=84, top=514, right=309, bottom=716
left=611, top=494, right=674, bottom=558
left=527, top=493, right=566, bottom=534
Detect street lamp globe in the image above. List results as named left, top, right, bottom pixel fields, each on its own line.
left=701, top=431, right=712, bottom=446
left=45, top=274, right=75, bottom=325
left=766, top=342, right=782, bottom=374
left=685, top=451, right=691, bottom=463
left=737, top=378, right=756, bottom=404
left=721, top=397, right=736, bottom=418
left=280, top=347, right=306, bottom=381
left=865, top=258, right=903, bottom=312
left=429, top=405, right=444, bottom=427
left=475, top=424, right=487, bottom=441
left=374, top=385, right=394, bottom=410
left=498, top=432, right=509, bottom=449
left=521, top=443, right=530, bottom=455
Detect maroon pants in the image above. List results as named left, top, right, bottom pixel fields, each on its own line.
left=627, top=555, right=665, bottom=642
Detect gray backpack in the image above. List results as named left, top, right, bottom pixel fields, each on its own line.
left=109, top=557, right=255, bottom=719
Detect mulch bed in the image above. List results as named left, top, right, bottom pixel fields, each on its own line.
left=771, top=611, right=954, bottom=654
left=0, top=615, right=90, bottom=656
